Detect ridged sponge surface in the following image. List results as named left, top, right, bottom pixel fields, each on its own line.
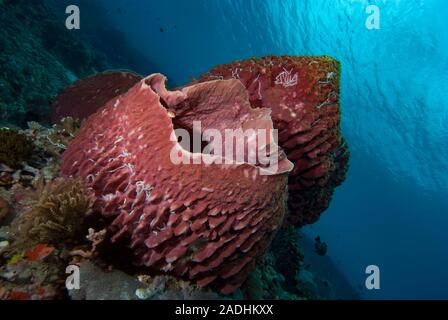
left=198, top=56, right=349, bottom=226
left=61, top=74, right=291, bottom=293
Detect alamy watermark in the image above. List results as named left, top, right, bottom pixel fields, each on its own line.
left=365, top=5, right=381, bottom=30
left=170, top=121, right=282, bottom=175
left=65, top=264, right=80, bottom=290
left=65, top=5, right=80, bottom=30
left=365, top=265, right=381, bottom=290
left=65, top=4, right=380, bottom=31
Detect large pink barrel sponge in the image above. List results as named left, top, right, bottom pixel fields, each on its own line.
left=197, top=56, right=349, bottom=226
left=60, top=74, right=293, bottom=294
left=52, top=71, right=142, bottom=123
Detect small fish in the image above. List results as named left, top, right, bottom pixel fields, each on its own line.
left=117, top=8, right=122, bottom=14
left=314, top=236, right=327, bottom=256
left=322, top=280, right=329, bottom=288
left=160, top=27, right=164, bottom=33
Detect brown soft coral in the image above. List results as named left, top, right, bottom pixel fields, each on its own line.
left=0, top=196, right=10, bottom=223
left=0, top=128, right=34, bottom=169
left=10, top=178, right=94, bottom=247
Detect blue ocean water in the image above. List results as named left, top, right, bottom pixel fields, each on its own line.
left=94, top=0, right=448, bottom=299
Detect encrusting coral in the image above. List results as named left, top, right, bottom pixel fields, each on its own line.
left=9, top=177, right=94, bottom=248
left=48, top=117, right=81, bottom=150
left=27, top=117, right=82, bottom=159
left=0, top=128, right=34, bottom=169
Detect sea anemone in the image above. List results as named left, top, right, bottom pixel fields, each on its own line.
left=10, top=178, right=94, bottom=247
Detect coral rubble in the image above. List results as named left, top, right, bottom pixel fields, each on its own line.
left=70, top=261, right=220, bottom=300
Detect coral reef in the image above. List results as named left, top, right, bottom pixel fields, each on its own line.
left=295, top=269, right=320, bottom=299
left=270, top=226, right=304, bottom=293
left=197, top=56, right=350, bottom=226
left=0, top=129, right=34, bottom=169
left=240, top=227, right=318, bottom=300
left=0, top=118, right=79, bottom=192
left=0, top=173, right=93, bottom=300
left=0, top=11, right=349, bottom=298
left=10, top=178, right=94, bottom=248
left=47, top=117, right=82, bottom=151
left=0, top=242, right=68, bottom=300
left=0, top=0, right=109, bottom=127
left=0, top=114, right=91, bottom=299
left=243, top=253, right=301, bottom=300
left=28, top=117, right=82, bottom=158
left=60, top=73, right=292, bottom=294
